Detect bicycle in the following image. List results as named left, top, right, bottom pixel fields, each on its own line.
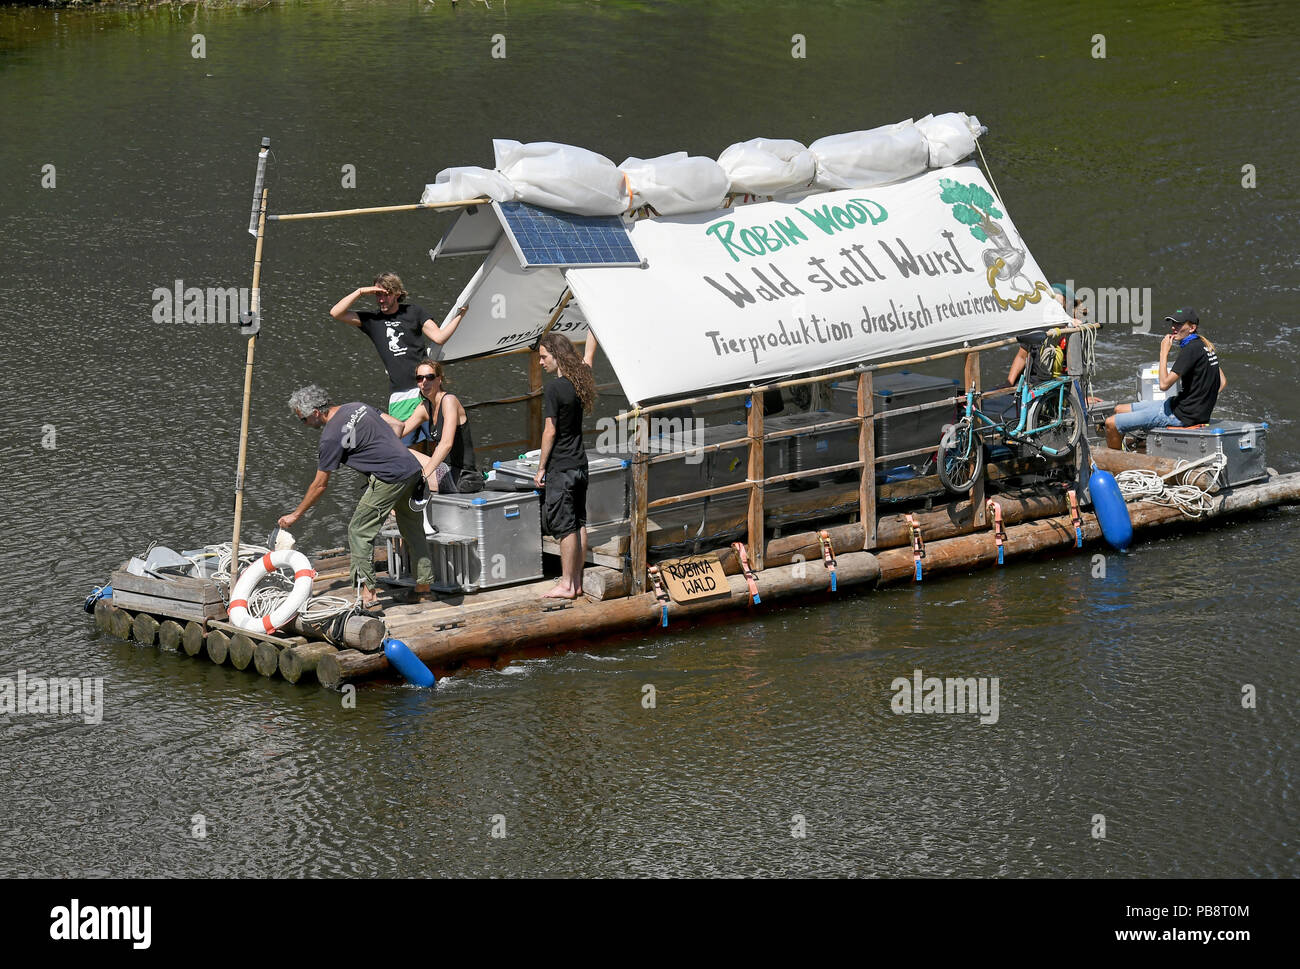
left=936, top=329, right=1086, bottom=495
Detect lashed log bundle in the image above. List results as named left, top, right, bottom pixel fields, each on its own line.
left=131, top=612, right=160, bottom=646
left=182, top=621, right=206, bottom=657
left=228, top=633, right=258, bottom=671
left=205, top=629, right=231, bottom=665
left=316, top=471, right=1300, bottom=689
left=279, top=643, right=338, bottom=684
left=158, top=620, right=185, bottom=653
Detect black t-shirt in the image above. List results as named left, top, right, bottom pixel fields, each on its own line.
left=318, top=402, right=422, bottom=483
left=543, top=376, right=587, bottom=473
left=1168, top=336, right=1221, bottom=425
left=355, top=303, right=429, bottom=397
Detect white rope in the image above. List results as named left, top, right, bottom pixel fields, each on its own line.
left=1115, top=453, right=1226, bottom=518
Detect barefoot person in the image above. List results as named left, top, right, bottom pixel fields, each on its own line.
left=397, top=358, right=482, bottom=494
left=533, top=333, right=596, bottom=599
left=279, top=385, right=433, bottom=611
left=330, top=272, right=470, bottom=441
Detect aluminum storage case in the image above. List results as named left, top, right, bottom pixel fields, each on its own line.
left=831, top=370, right=961, bottom=467
left=1137, top=360, right=1180, bottom=402
left=762, top=411, right=860, bottom=481
left=490, top=453, right=630, bottom=525
left=422, top=490, right=543, bottom=592
left=1146, top=420, right=1269, bottom=488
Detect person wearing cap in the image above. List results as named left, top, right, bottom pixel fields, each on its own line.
left=1105, top=307, right=1227, bottom=449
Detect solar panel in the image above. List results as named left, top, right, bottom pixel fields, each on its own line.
left=493, top=200, right=642, bottom=269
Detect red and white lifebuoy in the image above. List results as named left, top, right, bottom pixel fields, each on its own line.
left=227, top=550, right=315, bottom=634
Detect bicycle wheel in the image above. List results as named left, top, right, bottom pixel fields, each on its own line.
left=1026, top=386, right=1084, bottom=458
left=937, top=419, right=984, bottom=494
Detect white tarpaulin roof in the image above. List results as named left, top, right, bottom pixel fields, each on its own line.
left=566, top=161, right=1069, bottom=403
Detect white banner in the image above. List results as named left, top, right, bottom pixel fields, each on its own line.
left=567, top=162, right=1070, bottom=403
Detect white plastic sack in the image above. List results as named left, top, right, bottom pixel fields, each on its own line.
left=493, top=140, right=627, bottom=216
left=420, top=166, right=516, bottom=206
left=810, top=121, right=930, bottom=190
left=716, top=138, right=817, bottom=196
left=618, top=152, right=730, bottom=215
left=915, top=112, right=987, bottom=168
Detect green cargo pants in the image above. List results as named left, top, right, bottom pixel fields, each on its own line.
left=347, top=472, right=433, bottom=591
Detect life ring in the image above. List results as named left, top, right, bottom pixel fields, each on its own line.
left=228, top=550, right=316, bottom=634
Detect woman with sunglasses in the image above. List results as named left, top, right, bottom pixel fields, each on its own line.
left=397, top=358, right=482, bottom=494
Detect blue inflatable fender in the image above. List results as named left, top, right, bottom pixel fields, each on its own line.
left=1089, top=466, right=1133, bottom=552
left=383, top=637, right=437, bottom=688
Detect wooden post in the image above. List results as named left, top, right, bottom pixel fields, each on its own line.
left=280, top=643, right=338, bottom=684
left=857, top=370, right=877, bottom=550
left=527, top=352, right=544, bottom=451
left=964, top=351, right=986, bottom=526
left=630, top=414, right=649, bottom=594
left=747, top=394, right=765, bottom=571
left=254, top=641, right=282, bottom=677
left=230, top=167, right=270, bottom=582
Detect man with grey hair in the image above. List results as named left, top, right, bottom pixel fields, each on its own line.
left=279, top=385, right=433, bottom=609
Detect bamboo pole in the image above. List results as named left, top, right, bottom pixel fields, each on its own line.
left=858, top=371, right=877, bottom=549
left=268, top=198, right=490, bottom=222
left=747, top=394, right=765, bottom=570
left=229, top=174, right=269, bottom=586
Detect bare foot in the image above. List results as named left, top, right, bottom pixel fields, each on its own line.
left=542, top=584, right=577, bottom=600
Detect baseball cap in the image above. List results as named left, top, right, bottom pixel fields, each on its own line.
left=1164, top=307, right=1200, bottom=327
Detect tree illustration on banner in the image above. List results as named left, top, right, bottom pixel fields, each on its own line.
left=940, top=178, right=1045, bottom=308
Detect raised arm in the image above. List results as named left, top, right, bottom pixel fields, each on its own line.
left=584, top=329, right=599, bottom=368
left=424, top=303, right=470, bottom=345
left=331, top=286, right=383, bottom=327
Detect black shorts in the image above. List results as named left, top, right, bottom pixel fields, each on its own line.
left=542, top=466, right=587, bottom=539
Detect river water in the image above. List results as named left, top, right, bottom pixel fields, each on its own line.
left=0, top=0, right=1296, bottom=878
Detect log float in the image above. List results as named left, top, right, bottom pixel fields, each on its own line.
left=317, top=470, right=1300, bottom=690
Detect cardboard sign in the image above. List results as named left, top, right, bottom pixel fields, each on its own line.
left=658, top=553, right=730, bottom=603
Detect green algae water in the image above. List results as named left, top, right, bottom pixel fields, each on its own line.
left=0, top=0, right=1296, bottom=877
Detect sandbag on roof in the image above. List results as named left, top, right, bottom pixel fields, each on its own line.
left=716, top=137, right=818, bottom=196
left=810, top=121, right=930, bottom=190
left=494, top=140, right=628, bottom=216
left=419, top=166, right=515, bottom=206
left=916, top=112, right=987, bottom=168
left=619, top=152, right=730, bottom=216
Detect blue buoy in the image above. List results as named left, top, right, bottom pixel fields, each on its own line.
left=1090, top=466, right=1133, bottom=552
left=383, top=637, right=436, bottom=688
left=83, top=584, right=112, bottom=614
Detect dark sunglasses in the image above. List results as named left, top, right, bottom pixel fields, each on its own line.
left=416, top=373, right=438, bottom=382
